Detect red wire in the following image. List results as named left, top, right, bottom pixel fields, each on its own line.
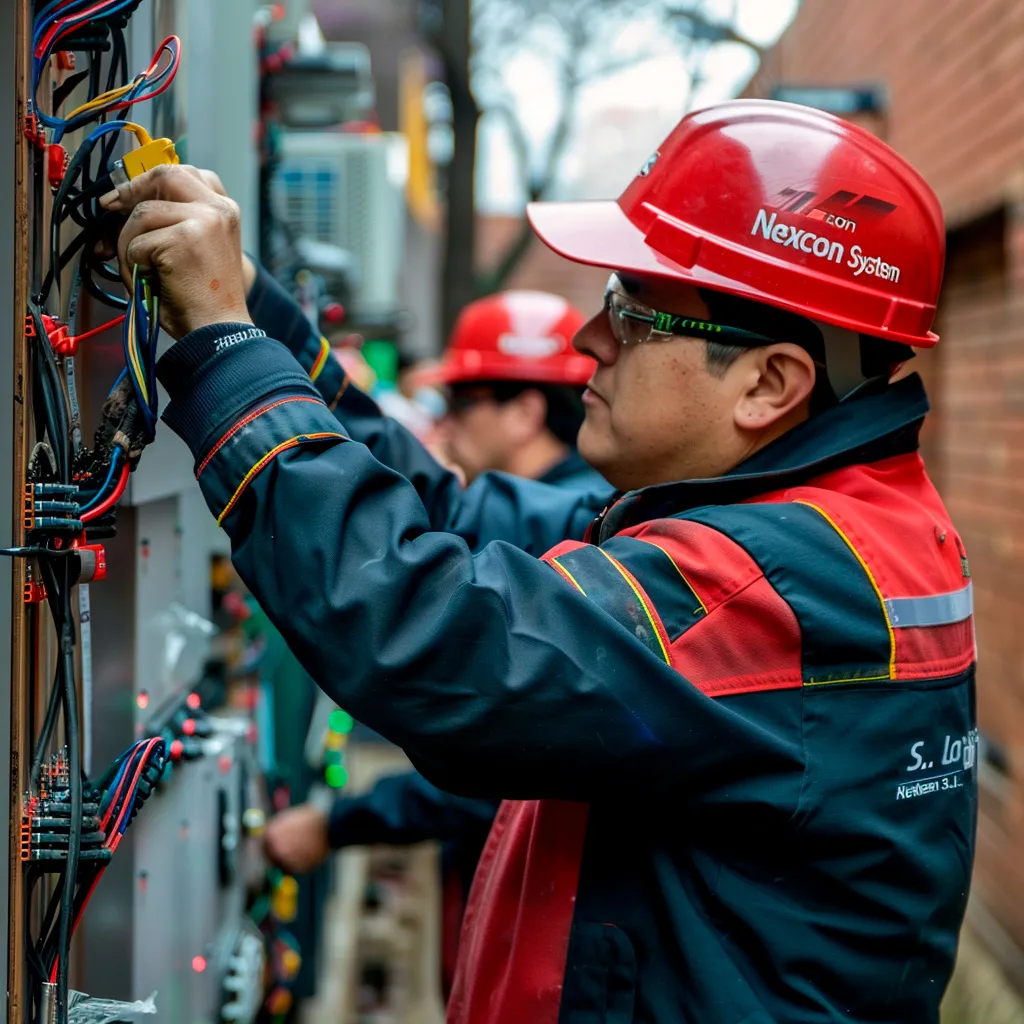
left=111, top=37, right=181, bottom=111
left=108, top=740, right=158, bottom=841
left=81, top=464, right=129, bottom=523
left=35, top=0, right=126, bottom=59
left=72, top=315, right=124, bottom=346
left=99, top=739, right=155, bottom=830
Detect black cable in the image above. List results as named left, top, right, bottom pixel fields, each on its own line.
left=25, top=869, right=50, bottom=985
left=27, top=305, right=70, bottom=483
left=0, top=546, right=74, bottom=557
left=30, top=662, right=64, bottom=786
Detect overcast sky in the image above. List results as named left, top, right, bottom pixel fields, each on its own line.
left=477, top=0, right=800, bottom=212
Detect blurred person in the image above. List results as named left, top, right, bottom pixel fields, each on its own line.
left=106, top=99, right=975, bottom=1023
left=424, top=291, right=607, bottom=488
left=263, top=289, right=603, bottom=997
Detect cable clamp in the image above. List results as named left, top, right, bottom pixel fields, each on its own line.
left=22, top=110, right=45, bottom=149
left=46, top=143, right=68, bottom=193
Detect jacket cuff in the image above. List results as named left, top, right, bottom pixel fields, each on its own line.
left=327, top=796, right=359, bottom=848
left=156, top=323, right=323, bottom=460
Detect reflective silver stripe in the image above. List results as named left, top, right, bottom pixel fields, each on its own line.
left=884, top=583, right=973, bottom=628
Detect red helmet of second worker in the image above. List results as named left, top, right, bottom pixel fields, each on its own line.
left=420, top=290, right=595, bottom=387
left=527, top=99, right=945, bottom=347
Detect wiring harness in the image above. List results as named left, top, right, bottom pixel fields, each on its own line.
left=17, top=3, right=181, bottom=1021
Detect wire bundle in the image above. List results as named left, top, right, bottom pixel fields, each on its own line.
left=125, top=263, right=161, bottom=436
left=32, top=738, right=167, bottom=987
left=24, top=4, right=180, bottom=1020
left=55, top=35, right=180, bottom=140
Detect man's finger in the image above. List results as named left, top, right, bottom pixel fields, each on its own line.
left=100, top=162, right=213, bottom=212
left=116, top=199, right=194, bottom=272
left=122, top=221, right=200, bottom=275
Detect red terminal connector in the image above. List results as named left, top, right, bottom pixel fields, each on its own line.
left=182, top=718, right=196, bottom=737
left=75, top=541, right=107, bottom=583
left=170, top=739, right=184, bottom=762
left=23, top=111, right=45, bottom=149
left=47, top=144, right=68, bottom=192
left=44, top=316, right=74, bottom=357
left=24, top=582, right=47, bottom=604
left=186, top=692, right=201, bottom=711
left=56, top=51, right=76, bottom=71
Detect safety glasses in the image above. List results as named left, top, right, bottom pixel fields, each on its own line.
left=603, top=274, right=776, bottom=347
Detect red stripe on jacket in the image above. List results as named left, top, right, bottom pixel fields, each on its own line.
left=620, top=520, right=804, bottom=696
left=447, top=800, right=589, bottom=1024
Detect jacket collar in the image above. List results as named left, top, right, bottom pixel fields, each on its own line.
left=540, top=449, right=605, bottom=489
left=595, top=373, right=930, bottom=542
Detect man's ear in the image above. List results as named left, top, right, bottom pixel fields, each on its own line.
left=732, top=343, right=816, bottom=433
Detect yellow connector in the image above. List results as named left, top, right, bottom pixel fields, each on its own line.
left=110, top=137, right=179, bottom=187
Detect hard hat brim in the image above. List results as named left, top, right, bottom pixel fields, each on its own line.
left=527, top=200, right=683, bottom=281
left=413, top=354, right=594, bottom=389
left=527, top=199, right=940, bottom=348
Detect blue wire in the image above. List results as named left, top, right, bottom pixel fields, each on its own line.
left=79, top=447, right=120, bottom=512
left=32, top=0, right=139, bottom=113
left=98, top=738, right=146, bottom=819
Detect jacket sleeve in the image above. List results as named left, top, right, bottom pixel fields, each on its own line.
left=327, top=770, right=498, bottom=848
left=155, top=327, right=806, bottom=805
left=245, top=262, right=608, bottom=553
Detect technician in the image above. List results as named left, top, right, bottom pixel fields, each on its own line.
left=104, top=100, right=976, bottom=1023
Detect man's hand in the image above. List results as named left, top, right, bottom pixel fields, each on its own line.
left=263, top=803, right=332, bottom=875
left=100, top=164, right=252, bottom=339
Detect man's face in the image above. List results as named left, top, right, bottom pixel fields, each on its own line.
left=572, top=274, right=753, bottom=491
left=434, top=386, right=519, bottom=483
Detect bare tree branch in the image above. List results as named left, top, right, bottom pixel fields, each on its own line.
left=461, top=0, right=768, bottom=297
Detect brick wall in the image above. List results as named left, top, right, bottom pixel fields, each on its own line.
left=747, top=0, right=1024, bottom=968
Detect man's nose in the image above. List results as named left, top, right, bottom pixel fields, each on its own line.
left=573, top=310, right=618, bottom=367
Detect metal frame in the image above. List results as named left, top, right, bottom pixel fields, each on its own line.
left=4, top=0, right=30, bottom=1019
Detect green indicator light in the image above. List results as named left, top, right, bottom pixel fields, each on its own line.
left=325, top=764, right=348, bottom=789
left=329, top=709, right=353, bottom=734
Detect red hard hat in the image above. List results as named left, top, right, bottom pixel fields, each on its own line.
left=419, top=291, right=595, bottom=387
left=528, top=99, right=945, bottom=347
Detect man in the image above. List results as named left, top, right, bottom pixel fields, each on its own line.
left=420, top=290, right=604, bottom=488
left=260, top=288, right=604, bottom=994
left=105, top=99, right=976, bottom=1022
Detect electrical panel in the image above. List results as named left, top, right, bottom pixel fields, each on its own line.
left=4, top=1, right=277, bottom=1022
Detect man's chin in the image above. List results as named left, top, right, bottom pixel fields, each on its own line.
left=578, top=429, right=626, bottom=491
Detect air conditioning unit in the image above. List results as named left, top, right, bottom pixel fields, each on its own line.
left=272, top=131, right=408, bottom=324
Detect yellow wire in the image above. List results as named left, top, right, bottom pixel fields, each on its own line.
left=127, top=267, right=149, bottom=405
left=64, top=78, right=142, bottom=120
left=122, top=122, right=152, bottom=146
